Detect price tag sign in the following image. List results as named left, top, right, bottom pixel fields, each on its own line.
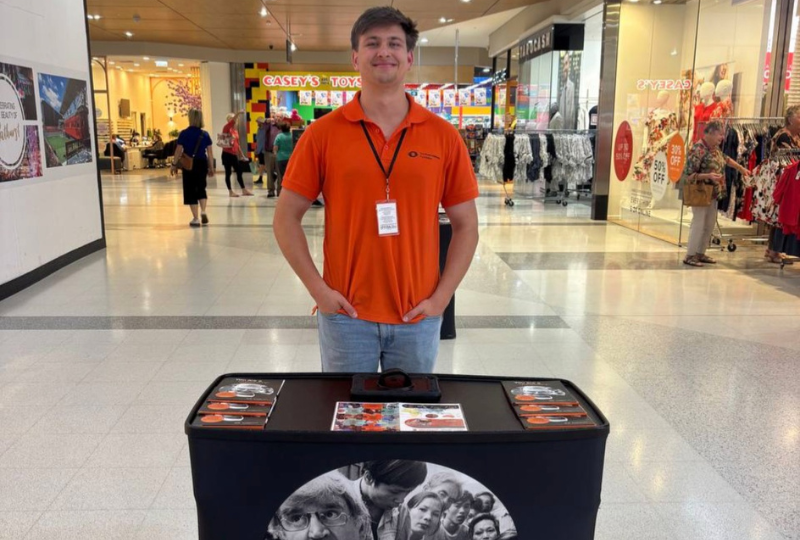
left=651, top=152, right=669, bottom=201
left=614, top=121, right=633, bottom=181
left=667, top=133, right=686, bottom=182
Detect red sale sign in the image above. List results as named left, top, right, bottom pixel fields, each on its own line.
left=614, top=121, right=633, bottom=181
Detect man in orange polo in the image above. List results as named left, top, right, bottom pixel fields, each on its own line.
left=273, top=6, right=479, bottom=372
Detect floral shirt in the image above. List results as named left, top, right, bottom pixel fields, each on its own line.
left=683, top=140, right=727, bottom=199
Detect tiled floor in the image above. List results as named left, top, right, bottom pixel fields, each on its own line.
left=0, top=169, right=799, bottom=539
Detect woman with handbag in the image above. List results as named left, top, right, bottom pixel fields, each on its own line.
left=221, top=110, right=254, bottom=198
left=682, top=121, right=750, bottom=267
left=170, top=109, right=215, bottom=227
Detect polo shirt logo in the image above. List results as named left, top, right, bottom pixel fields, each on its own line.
left=408, top=150, right=440, bottom=160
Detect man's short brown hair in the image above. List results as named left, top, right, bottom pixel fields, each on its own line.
left=350, top=6, right=419, bottom=52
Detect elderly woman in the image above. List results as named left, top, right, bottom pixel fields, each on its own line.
left=170, top=109, right=214, bottom=227
left=267, top=472, right=371, bottom=540
left=221, top=110, right=253, bottom=198
left=682, top=121, right=750, bottom=267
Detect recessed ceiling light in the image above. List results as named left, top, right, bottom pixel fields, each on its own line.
left=483, top=67, right=491, bottom=73
left=133, top=63, right=140, bottom=67
left=124, top=31, right=134, bottom=37
left=143, top=56, right=150, bottom=60
left=439, top=17, right=447, bottom=23
left=420, top=37, right=429, bottom=44
left=290, top=42, right=297, bottom=51
left=109, top=61, right=115, bottom=65
left=653, top=0, right=662, bottom=3
left=87, top=14, right=93, bottom=20
left=93, top=14, right=101, bottom=19
left=260, top=7, right=268, bottom=17
left=127, top=69, right=133, bottom=72
left=178, top=63, right=184, bottom=67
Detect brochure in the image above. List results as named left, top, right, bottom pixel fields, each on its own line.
left=331, top=402, right=468, bottom=432
left=207, top=378, right=285, bottom=406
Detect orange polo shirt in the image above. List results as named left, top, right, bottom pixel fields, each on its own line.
left=282, top=92, right=478, bottom=324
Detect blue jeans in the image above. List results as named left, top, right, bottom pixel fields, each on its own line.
left=317, top=313, right=442, bottom=373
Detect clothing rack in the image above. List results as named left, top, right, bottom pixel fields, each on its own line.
left=707, top=119, right=799, bottom=260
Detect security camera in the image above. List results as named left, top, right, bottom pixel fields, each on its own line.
left=269, top=44, right=274, bottom=50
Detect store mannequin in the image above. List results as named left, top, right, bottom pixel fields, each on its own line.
left=693, top=82, right=716, bottom=142
left=711, top=79, right=734, bottom=119
left=632, top=90, right=678, bottom=182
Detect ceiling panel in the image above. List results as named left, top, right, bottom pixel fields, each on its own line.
left=87, top=0, right=534, bottom=51
left=85, top=7, right=186, bottom=20
left=92, top=19, right=199, bottom=32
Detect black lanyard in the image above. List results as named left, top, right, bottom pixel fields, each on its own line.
left=360, top=120, right=407, bottom=200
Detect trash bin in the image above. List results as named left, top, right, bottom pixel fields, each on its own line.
left=439, top=213, right=456, bottom=339
left=186, top=373, right=609, bottom=540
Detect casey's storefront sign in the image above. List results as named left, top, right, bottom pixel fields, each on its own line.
left=261, top=73, right=362, bottom=90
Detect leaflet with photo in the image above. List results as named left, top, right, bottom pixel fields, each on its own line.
left=521, top=415, right=596, bottom=430
left=399, top=403, right=468, bottom=432
left=191, top=414, right=268, bottom=430
left=198, top=401, right=273, bottom=417
left=331, top=402, right=468, bottom=432
left=501, top=380, right=579, bottom=406
left=207, top=378, right=285, bottom=405
left=331, top=402, right=400, bottom=432
left=515, top=404, right=587, bottom=416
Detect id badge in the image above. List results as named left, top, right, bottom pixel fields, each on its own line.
left=376, top=200, right=399, bottom=236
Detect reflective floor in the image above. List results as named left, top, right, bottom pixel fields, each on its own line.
left=0, top=169, right=799, bottom=539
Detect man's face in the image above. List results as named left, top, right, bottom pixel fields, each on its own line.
left=278, top=498, right=360, bottom=540
left=562, top=55, right=570, bottom=81
left=430, top=481, right=459, bottom=508
left=352, top=24, right=413, bottom=87
left=472, top=518, right=499, bottom=540
left=364, top=477, right=413, bottom=510
left=444, top=500, right=470, bottom=525
left=477, top=495, right=493, bottom=512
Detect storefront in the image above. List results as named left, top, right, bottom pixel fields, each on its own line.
left=598, top=0, right=795, bottom=244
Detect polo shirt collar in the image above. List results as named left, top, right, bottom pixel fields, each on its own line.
left=342, top=91, right=427, bottom=125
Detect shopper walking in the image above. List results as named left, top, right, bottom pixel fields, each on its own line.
left=265, top=114, right=282, bottom=197
left=273, top=122, right=293, bottom=197
left=221, top=110, right=253, bottom=198
left=273, top=6, right=479, bottom=373
left=170, top=108, right=215, bottom=227
left=254, top=116, right=268, bottom=185
left=682, top=121, right=750, bottom=267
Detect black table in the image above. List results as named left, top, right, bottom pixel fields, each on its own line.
left=186, top=373, right=609, bottom=540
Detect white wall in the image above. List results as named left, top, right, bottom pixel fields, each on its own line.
left=0, top=0, right=103, bottom=287
left=200, top=62, right=231, bottom=171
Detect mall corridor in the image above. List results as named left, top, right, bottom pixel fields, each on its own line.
left=0, top=171, right=798, bottom=538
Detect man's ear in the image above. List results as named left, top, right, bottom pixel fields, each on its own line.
left=352, top=49, right=359, bottom=71
left=363, top=472, right=374, bottom=485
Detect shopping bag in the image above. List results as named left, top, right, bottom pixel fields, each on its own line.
left=682, top=181, right=713, bottom=207
left=216, top=133, right=233, bottom=149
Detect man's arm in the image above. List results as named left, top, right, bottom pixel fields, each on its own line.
left=273, top=190, right=357, bottom=317
left=403, top=199, right=479, bottom=322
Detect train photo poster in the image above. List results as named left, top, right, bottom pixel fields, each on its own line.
left=38, top=73, right=92, bottom=167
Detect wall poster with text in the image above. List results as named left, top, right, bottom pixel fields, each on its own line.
left=0, top=61, right=43, bottom=182
left=38, top=73, right=93, bottom=167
